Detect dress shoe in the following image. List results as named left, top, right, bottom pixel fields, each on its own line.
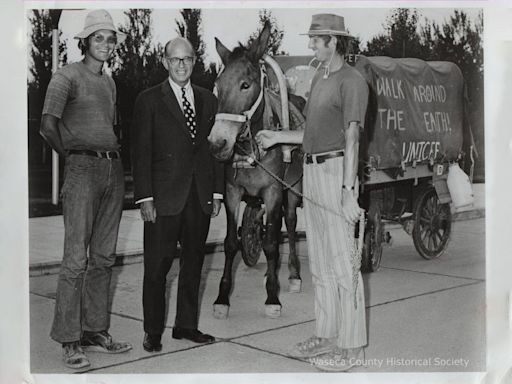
left=143, top=333, right=162, bottom=352
left=172, top=327, right=215, bottom=343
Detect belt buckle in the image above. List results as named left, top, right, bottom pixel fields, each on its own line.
left=104, top=151, right=113, bottom=160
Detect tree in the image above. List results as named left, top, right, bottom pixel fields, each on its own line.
left=176, top=9, right=217, bottom=90
left=28, top=9, right=67, bottom=92
left=364, top=9, right=426, bottom=59
left=421, top=10, right=483, bottom=101
left=112, top=9, right=167, bottom=168
left=247, top=9, right=286, bottom=56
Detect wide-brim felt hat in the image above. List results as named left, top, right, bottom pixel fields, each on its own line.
left=301, top=14, right=353, bottom=37
left=74, top=9, right=126, bottom=44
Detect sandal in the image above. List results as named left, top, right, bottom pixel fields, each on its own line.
left=80, top=330, right=132, bottom=354
left=288, top=335, right=334, bottom=358
left=62, top=341, right=90, bottom=369
left=312, top=347, right=364, bottom=372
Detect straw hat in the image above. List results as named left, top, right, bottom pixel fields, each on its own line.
left=301, top=14, right=352, bottom=37
left=74, top=9, right=126, bottom=43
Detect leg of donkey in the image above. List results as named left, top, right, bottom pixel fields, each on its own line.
left=261, top=186, right=283, bottom=318
left=285, top=190, right=302, bottom=293
left=213, top=183, right=243, bottom=319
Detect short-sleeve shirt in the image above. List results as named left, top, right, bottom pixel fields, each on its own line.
left=303, top=64, right=368, bottom=154
left=42, top=61, right=120, bottom=151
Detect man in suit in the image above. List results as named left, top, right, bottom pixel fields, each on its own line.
left=131, top=37, right=223, bottom=352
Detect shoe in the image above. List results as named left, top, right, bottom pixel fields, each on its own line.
left=80, top=330, right=132, bottom=354
left=288, top=336, right=334, bottom=358
left=311, top=347, right=364, bottom=372
left=143, top=333, right=162, bottom=352
left=172, top=327, right=215, bottom=343
left=62, top=341, right=90, bottom=369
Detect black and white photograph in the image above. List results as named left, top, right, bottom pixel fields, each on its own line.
left=4, top=1, right=512, bottom=383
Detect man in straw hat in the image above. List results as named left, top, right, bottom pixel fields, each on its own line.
left=40, top=9, right=132, bottom=369
left=256, top=13, right=368, bottom=372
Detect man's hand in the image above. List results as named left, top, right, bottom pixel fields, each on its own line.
left=140, top=201, right=157, bottom=223
left=211, top=198, right=222, bottom=218
left=341, top=189, right=362, bottom=224
left=255, top=130, right=278, bottom=150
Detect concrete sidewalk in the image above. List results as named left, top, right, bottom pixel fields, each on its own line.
left=29, top=183, right=485, bottom=276
left=29, top=217, right=486, bottom=375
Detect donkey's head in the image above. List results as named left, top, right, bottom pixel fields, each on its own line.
left=207, top=22, right=271, bottom=161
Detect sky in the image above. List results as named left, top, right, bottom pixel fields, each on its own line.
left=39, top=7, right=483, bottom=67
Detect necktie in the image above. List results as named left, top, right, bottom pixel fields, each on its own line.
left=181, top=87, right=197, bottom=142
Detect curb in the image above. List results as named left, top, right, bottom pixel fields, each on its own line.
left=29, top=209, right=485, bottom=277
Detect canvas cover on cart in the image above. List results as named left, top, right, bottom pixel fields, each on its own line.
left=354, top=55, right=465, bottom=171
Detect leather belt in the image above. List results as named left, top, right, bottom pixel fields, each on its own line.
left=305, top=150, right=344, bottom=164
left=68, top=149, right=120, bottom=159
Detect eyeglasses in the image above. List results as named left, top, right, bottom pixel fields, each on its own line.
left=166, top=56, right=195, bottom=66
left=91, top=34, right=117, bottom=45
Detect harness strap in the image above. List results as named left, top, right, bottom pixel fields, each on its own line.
left=215, top=113, right=247, bottom=123
left=244, top=72, right=265, bottom=120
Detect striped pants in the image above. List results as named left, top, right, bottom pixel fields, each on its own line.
left=303, top=156, right=367, bottom=348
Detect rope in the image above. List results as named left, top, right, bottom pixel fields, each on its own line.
left=234, top=142, right=366, bottom=308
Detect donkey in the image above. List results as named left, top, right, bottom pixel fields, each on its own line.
left=207, top=23, right=304, bottom=318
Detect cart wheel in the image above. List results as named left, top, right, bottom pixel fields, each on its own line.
left=361, top=204, right=383, bottom=273
left=412, top=186, right=452, bottom=260
left=240, top=204, right=264, bottom=267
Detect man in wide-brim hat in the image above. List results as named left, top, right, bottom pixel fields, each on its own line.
left=40, top=9, right=131, bottom=369
left=256, top=13, right=369, bottom=372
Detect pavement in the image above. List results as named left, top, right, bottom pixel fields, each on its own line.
left=28, top=184, right=486, bottom=379
left=28, top=183, right=485, bottom=276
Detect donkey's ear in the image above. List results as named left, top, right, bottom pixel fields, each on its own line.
left=248, top=20, right=271, bottom=61
left=215, top=37, right=231, bottom=65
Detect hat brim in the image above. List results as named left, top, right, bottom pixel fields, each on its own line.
left=74, top=24, right=126, bottom=44
left=300, top=30, right=353, bottom=38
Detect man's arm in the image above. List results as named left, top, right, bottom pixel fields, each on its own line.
left=131, top=93, right=156, bottom=222
left=40, top=114, right=66, bottom=157
left=343, top=121, right=359, bottom=189
left=255, top=129, right=304, bottom=149
left=341, top=122, right=361, bottom=224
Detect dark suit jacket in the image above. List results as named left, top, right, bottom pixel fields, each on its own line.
left=131, top=80, right=224, bottom=216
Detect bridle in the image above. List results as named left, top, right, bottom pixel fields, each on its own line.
left=214, top=66, right=267, bottom=158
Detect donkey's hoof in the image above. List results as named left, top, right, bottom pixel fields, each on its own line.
left=265, top=304, right=282, bottom=318
left=213, top=304, right=229, bottom=319
left=288, top=278, right=302, bottom=293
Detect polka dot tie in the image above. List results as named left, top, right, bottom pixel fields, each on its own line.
left=181, top=87, right=197, bottom=142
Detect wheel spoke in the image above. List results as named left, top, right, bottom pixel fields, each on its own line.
left=419, top=217, right=430, bottom=225
left=432, top=231, right=439, bottom=249
left=421, top=226, right=430, bottom=241
left=435, top=229, right=444, bottom=244
left=424, top=199, right=434, bottom=217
